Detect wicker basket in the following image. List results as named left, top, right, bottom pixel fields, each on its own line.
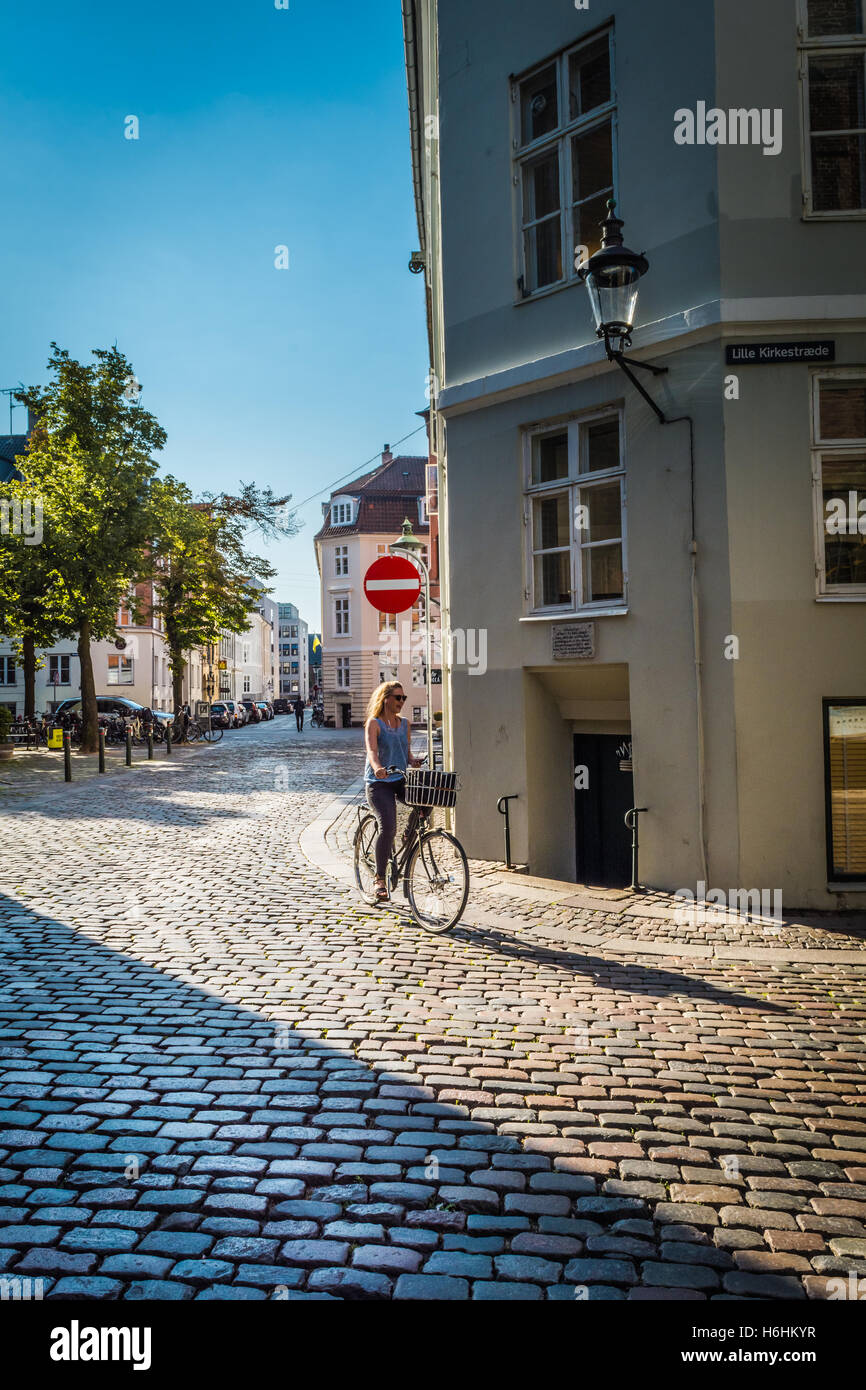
left=405, top=768, right=459, bottom=809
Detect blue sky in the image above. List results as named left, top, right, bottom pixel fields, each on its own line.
left=0, top=0, right=428, bottom=625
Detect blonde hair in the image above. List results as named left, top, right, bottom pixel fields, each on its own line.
left=365, top=681, right=404, bottom=722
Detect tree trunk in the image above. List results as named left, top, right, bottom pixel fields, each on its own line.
left=22, top=632, right=36, bottom=719
left=170, top=648, right=186, bottom=714
left=77, top=621, right=98, bottom=753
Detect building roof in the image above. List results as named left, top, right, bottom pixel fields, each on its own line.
left=0, top=435, right=27, bottom=482
left=314, top=454, right=429, bottom=542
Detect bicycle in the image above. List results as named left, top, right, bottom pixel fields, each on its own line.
left=353, top=765, right=469, bottom=933
left=311, top=705, right=325, bottom=728
left=168, top=711, right=223, bottom=744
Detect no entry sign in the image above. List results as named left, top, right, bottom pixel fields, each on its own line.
left=363, top=555, right=421, bottom=614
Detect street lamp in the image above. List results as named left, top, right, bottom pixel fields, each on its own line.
left=389, top=518, right=433, bottom=767
left=577, top=198, right=669, bottom=423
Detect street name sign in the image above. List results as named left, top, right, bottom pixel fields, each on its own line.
left=725, top=340, right=835, bottom=365
left=363, top=556, right=422, bottom=614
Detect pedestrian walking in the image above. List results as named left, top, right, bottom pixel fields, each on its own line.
left=294, top=695, right=306, bottom=731
left=363, top=681, right=424, bottom=901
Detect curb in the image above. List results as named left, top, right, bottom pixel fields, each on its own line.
left=297, top=780, right=866, bottom=966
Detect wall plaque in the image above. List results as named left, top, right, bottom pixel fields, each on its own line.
left=552, top=622, right=595, bottom=661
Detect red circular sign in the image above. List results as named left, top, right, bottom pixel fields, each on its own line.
left=363, top=555, right=422, bottom=614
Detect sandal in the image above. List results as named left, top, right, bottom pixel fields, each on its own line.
left=374, top=878, right=389, bottom=902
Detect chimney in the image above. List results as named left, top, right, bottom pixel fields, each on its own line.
left=382, top=443, right=393, bottom=464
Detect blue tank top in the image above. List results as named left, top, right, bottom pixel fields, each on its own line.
left=365, top=716, right=409, bottom=783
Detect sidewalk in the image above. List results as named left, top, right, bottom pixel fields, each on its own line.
left=308, top=777, right=866, bottom=962
left=0, top=741, right=211, bottom=801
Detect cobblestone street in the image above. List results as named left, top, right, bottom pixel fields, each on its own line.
left=1, top=720, right=865, bottom=1302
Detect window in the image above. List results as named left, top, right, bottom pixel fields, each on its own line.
left=813, top=372, right=866, bottom=594
left=412, top=659, right=425, bottom=687
left=336, top=657, right=351, bottom=688
left=418, top=496, right=428, bottom=524
left=524, top=411, right=626, bottom=612
left=48, top=654, right=71, bottom=685
left=290, top=626, right=298, bottom=638
left=118, top=602, right=133, bottom=626
left=0, top=657, right=16, bottom=685
left=331, top=500, right=353, bottom=526
left=824, top=699, right=866, bottom=878
left=243, top=675, right=251, bottom=693
left=514, top=31, right=616, bottom=296
left=426, top=463, right=439, bottom=515
left=291, top=645, right=298, bottom=655
left=335, top=545, right=348, bottom=576
left=334, top=597, right=350, bottom=635
left=107, top=655, right=134, bottom=685
left=799, top=0, right=866, bottom=214
left=379, top=610, right=397, bottom=633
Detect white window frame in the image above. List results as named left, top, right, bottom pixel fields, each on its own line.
left=107, top=654, right=134, bottom=686
left=812, top=368, right=866, bottom=599
left=0, top=656, right=16, bottom=685
left=798, top=0, right=866, bottom=218
left=512, top=28, right=618, bottom=302
left=243, top=675, right=251, bottom=693
left=336, top=657, right=351, bottom=689
left=48, top=654, right=71, bottom=685
left=334, top=545, right=349, bottom=576
left=523, top=406, right=628, bottom=616
left=334, top=596, right=351, bottom=637
left=331, top=498, right=355, bottom=526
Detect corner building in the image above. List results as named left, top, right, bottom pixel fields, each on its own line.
left=403, top=0, right=866, bottom=906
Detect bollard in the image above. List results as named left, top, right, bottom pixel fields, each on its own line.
left=147, top=727, right=154, bottom=760
left=497, top=794, right=518, bottom=870
left=165, top=725, right=172, bottom=756
left=98, top=728, right=106, bottom=773
left=63, top=731, right=72, bottom=782
left=624, top=807, right=649, bottom=892
left=125, top=726, right=132, bottom=766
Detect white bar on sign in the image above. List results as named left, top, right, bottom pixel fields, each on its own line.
left=365, top=579, right=420, bottom=590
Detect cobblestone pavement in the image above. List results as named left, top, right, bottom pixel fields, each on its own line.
left=1, top=721, right=865, bottom=1302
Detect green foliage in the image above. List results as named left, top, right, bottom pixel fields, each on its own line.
left=0, top=706, right=12, bottom=743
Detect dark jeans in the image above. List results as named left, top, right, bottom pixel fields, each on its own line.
left=365, top=777, right=407, bottom=878
left=296, top=711, right=304, bottom=730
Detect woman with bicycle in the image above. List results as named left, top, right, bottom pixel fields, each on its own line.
left=364, top=681, right=424, bottom=902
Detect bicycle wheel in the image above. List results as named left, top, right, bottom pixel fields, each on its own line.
left=185, top=721, right=202, bottom=743
left=406, top=829, right=469, bottom=932
left=353, top=813, right=387, bottom=903
left=201, top=723, right=223, bottom=742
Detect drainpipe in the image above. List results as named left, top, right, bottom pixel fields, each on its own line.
left=663, top=414, right=708, bottom=888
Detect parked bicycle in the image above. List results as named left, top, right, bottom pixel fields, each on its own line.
left=353, top=765, right=469, bottom=932
left=311, top=704, right=325, bottom=728
left=168, top=708, right=223, bottom=744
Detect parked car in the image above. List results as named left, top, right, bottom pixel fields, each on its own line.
left=273, top=698, right=291, bottom=714
left=255, top=702, right=273, bottom=721
left=53, top=696, right=172, bottom=726
left=241, top=700, right=262, bottom=723
left=208, top=703, right=232, bottom=729
left=220, top=700, right=246, bottom=728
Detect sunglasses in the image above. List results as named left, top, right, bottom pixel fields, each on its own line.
left=391, top=694, right=407, bottom=702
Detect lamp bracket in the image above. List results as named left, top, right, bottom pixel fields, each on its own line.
left=609, top=351, right=669, bottom=425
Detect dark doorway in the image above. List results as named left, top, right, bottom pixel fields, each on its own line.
left=340, top=703, right=352, bottom=729
left=574, top=733, right=633, bottom=887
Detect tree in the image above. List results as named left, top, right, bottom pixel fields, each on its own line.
left=150, top=478, right=295, bottom=712
left=14, top=345, right=166, bottom=751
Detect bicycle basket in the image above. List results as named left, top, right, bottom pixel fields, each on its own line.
left=404, top=768, right=459, bottom=809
